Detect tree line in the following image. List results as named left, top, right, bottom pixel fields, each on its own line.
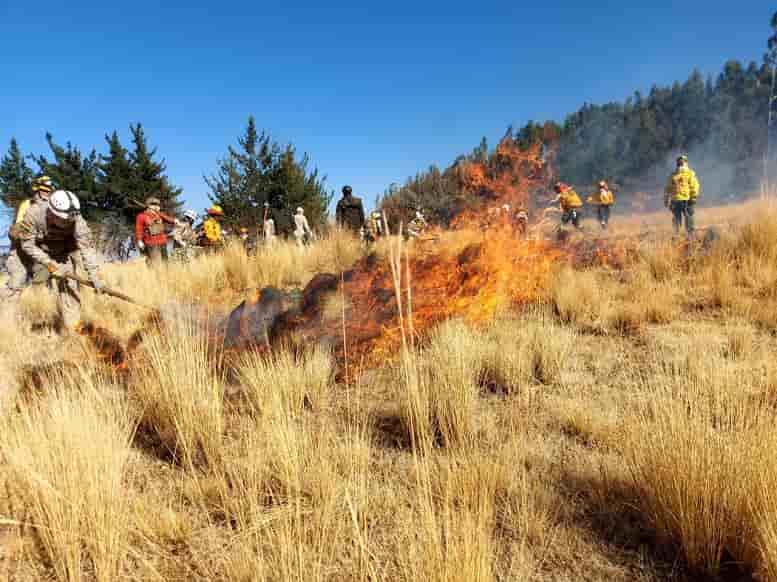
left=381, top=13, right=777, bottom=222
left=0, top=117, right=332, bottom=245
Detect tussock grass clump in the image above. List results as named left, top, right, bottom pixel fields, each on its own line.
left=0, top=374, right=134, bottom=582
left=132, top=323, right=224, bottom=468
left=236, top=346, right=333, bottom=415
left=620, top=340, right=777, bottom=577
left=399, top=320, right=484, bottom=450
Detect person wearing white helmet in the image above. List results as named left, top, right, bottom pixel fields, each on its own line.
left=407, top=210, right=428, bottom=239
left=13, top=190, right=104, bottom=332
left=293, top=206, right=313, bottom=247
left=171, top=209, right=198, bottom=260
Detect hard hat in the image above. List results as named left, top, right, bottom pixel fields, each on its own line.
left=296, top=207, right=304, bottom=214
left=48, top=190, right=81, bottom=220
left=145, top=197, right=161, bottom=207
left=342, top=185, right=352, bottom=195
left=32, top=175, right=55, bottom=194
left=207, top=205, right=224, bottom=216
left=677, top=154, right=689, bottom=164
left=554, top=182, right=567, bottom=192
left=598, top=181, right=608, bottom=189
left=415, top=211, right=423, bottom=219
left=502, top=204, right=510, bottom=211
left=240, top=227, right=248, bottom=233
left=183, top=210, right=197, bottom=222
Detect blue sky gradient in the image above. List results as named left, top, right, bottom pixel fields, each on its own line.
left=1, top=1, right=774, bottom=218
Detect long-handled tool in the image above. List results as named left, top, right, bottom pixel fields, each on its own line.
left=56, top=272, right=156, bottom=310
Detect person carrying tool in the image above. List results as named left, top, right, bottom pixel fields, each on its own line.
left=587, top=181, right=615, bottom=230
left=293, top=207, right=313, bottom=247
left=664, top=154, right=700, bottom=236
left=0, top=176, right=56, bottom=307
left=171, top=209, right=198, bottom=260
left=14, top=190, right=104, bottom=332
left=407, top=210, right=428, bottom=239
left=135, top=197, right=175, bottom=265
left=553, top=182, right=583, bottom=230
left=335, top=185, right=365, bottom=234
left=199, top=205, right=225, bottom=250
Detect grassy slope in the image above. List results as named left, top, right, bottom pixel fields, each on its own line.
left=2, top=203, right=777, bottom=581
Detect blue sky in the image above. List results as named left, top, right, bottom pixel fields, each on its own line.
left=1, top=0, right=775, bottom=220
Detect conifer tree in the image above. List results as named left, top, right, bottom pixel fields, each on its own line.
left=0, top=138, right=34, bottom=210
left=127, top=123, right=183, bottom=214
left=96, top=131, right=134, bottom=221
left=206, top=116, right=332, bottom=233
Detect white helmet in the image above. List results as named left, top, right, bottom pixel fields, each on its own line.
left=296, top=207, right=304, bottom=214
left=415, top=211, right=423, bottom=219
left=183, top=209, right=197, bottom=222
left=48, top=190, right=81, bottom=220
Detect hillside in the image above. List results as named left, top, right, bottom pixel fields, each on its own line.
left=2, top=199, right=777, bottom=580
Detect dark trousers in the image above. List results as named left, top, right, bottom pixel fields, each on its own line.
left=144, top=243, right=168, bottom=266
left=671, top=200, right=695, bottom=234
left=561, top=209, right=581, bottom=229
left=597, top=205, right=611, bottom=229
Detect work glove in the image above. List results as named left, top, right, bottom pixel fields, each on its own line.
left=138, top=240, right=145, bottom=251
left=47, top=262, right=67, bottom=278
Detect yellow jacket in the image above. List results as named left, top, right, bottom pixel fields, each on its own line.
left=202, top=217, right=222, bottom=244
left=559, top=189, right=582, bottom=211
left=665, top=166, right=700, bottom=203
left=587, top=189, right=615, bottom=206
left=8, top=199, right=33, bottom=241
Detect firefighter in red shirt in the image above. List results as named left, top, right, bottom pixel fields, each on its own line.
left=135, top=197, right=175, bottom=265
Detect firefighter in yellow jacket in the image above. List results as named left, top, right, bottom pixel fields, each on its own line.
left=199, top=205, right=224, bottom=249
left=664, top=154, right=700, bottom=235
left=553, top=182, right=583, bottom=229
left=0, top=176, right=55, bottom=307
left=587, top=181, right=615, bottom=230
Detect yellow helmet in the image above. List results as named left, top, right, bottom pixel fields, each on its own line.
left=207, top=205, right=224, bottom=217
left=32, top=175, right=55, bottom=194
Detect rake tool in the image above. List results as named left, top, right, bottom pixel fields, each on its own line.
left=54, top=272, right=156, bottom=311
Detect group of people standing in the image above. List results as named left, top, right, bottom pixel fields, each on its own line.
left=548, top=154, right=700, bottom=235
left=133, top=198, right=316, bottom=265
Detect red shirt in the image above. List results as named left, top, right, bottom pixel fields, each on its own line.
left=135, top=210, right=174, bottom=247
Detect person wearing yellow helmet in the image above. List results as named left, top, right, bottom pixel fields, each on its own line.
left=0, top=176, right=57, bottom=308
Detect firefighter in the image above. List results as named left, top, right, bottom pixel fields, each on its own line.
left=513, top=208, right=529, bottom=237
left=335, top=185, right=365, bottom=234
left=199, top=205, right=225, bottom=249
left=0, top=176, right=56, bottom=306
left=365, top=211, right=383, bottom=242
left=293, top=207, right=313, bottom=247
left=136, top=197, right=175, bottom=265
left=407, top=210, right=428, bottom=239
left=553, top=182, right=583, bottom=229
left=15, top=190, right=104, bottom=332
left=587, top=181, right=615, bottom=230
left=171, top=209, right=198, bottom=260
left=664, top=154, right=700, bottom=236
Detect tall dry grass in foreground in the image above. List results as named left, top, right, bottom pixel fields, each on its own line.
left=7, top=207, right=777, bottom=580
left=0, top=371, right=134, bottom=582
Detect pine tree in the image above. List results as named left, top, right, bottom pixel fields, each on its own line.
left=206, top=116, right=332, bottom=233
left=96, top=131, right=134, bottom=221
left=127, top=123, right=183, bottom=214
left=33, top=133, right=100, bottom=219
left=0, top=138, right=34, bottom=210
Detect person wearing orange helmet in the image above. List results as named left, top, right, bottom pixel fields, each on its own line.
left=553, top=182, right=583, bottom=230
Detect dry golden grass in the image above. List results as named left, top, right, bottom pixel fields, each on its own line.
left=5, top=203, right=777, bottom=580
left=0, top=371, right=134, bottom=582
